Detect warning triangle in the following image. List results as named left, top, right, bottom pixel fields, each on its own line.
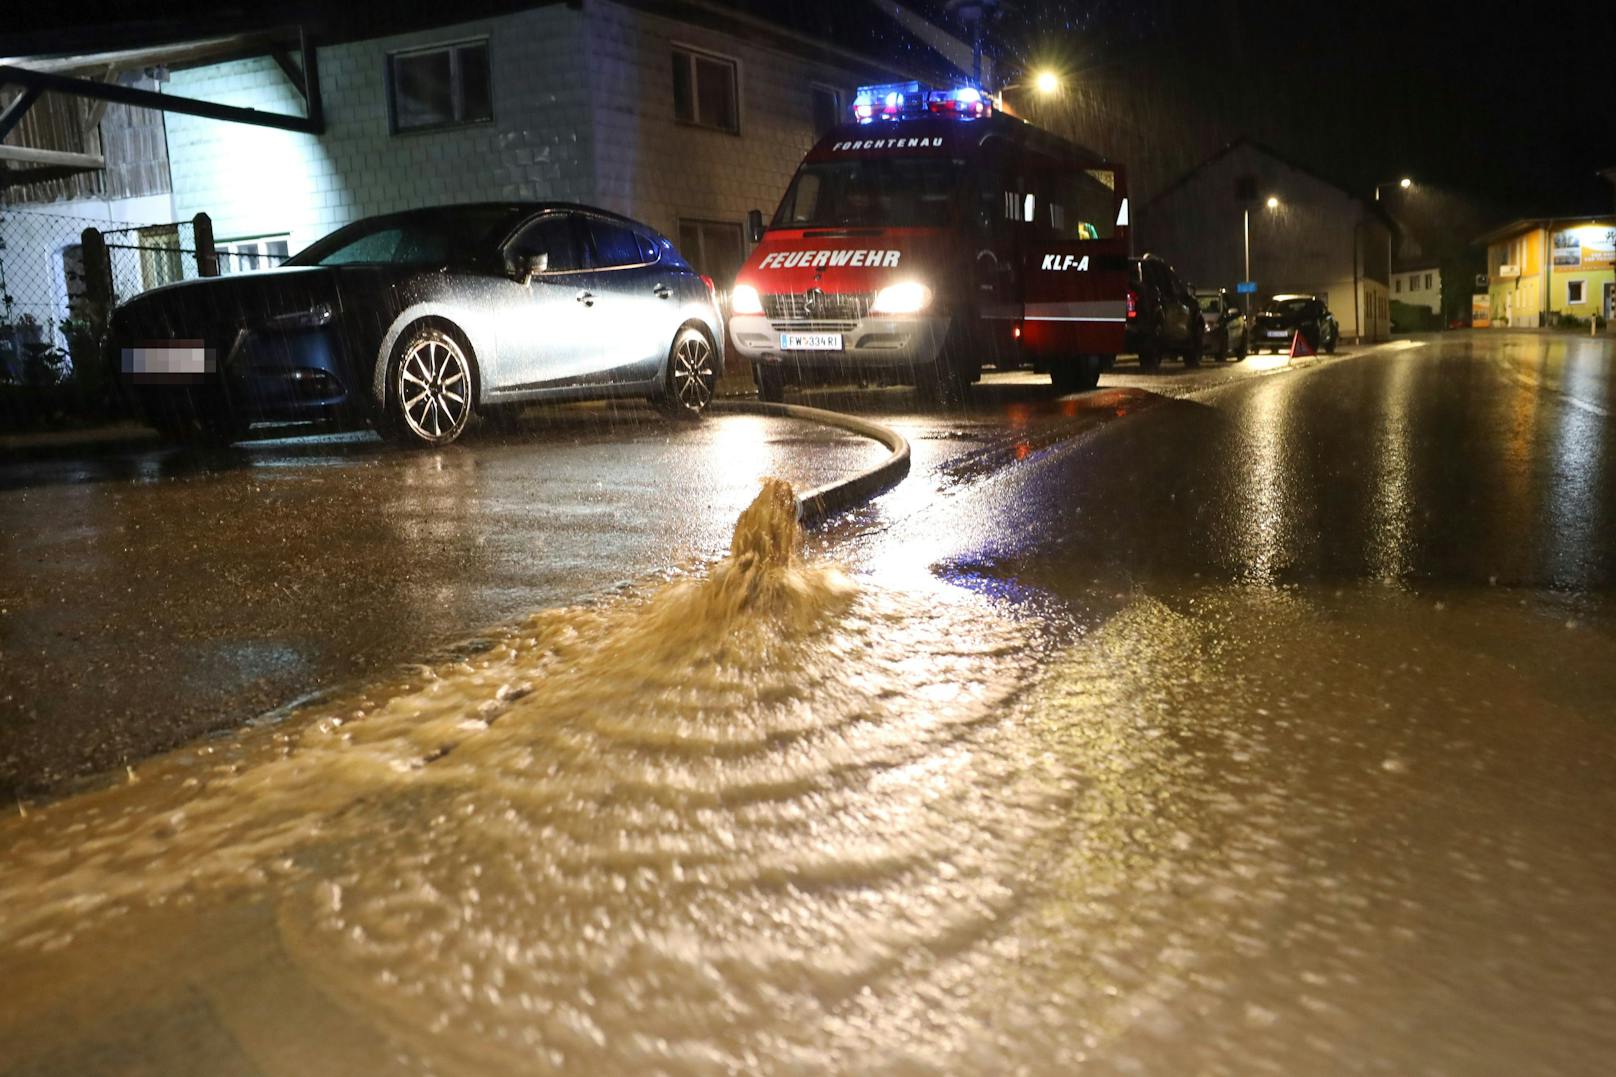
left=1289, top=329, right=1316, bottom=358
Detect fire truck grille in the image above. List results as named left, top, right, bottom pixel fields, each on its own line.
left=769, top=320, right=857, bottom=333
left=763, top=291, right=874, bottom=323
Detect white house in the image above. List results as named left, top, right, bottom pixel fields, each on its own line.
left=1138, top=138, right=1393, bottom=342
left=1391, top=262, right=1441, bottom=314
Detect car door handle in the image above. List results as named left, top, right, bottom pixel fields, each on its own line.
left=652, top=284, right=672, bottom=299
left=575, top=290, right=595, bottom=307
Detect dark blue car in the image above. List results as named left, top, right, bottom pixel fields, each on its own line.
left=113, top=202, right=725, bottom=446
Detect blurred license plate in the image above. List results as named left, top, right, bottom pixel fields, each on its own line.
left=1265, top=330, right=1289, bottom=339
left=780, top=333, right=842, bottom=351
left=123, top=342, right=215, bottom=379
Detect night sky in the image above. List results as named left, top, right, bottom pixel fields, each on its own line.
left=938, top=0, right=1616, bottom=219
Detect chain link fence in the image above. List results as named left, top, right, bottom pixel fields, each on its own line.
left=99, top=217, right=208, bottom=306
left=0, top=207, right=102, bottom=390
left=0, top=206, right=218, bottom=427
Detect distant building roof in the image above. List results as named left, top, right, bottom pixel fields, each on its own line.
left=1475, top=215, right=1615, bottom=245
left=1146, top=135, right=1395, bottom=229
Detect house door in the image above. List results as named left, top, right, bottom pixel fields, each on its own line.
left=1604, top=282, right=1613, bottom=321
left=1505, top=291, right=1514, bottom=327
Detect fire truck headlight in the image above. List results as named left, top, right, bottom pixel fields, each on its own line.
left=870, top=281, right=933, bottom=315
left=731, top=284, right=764, bottom=315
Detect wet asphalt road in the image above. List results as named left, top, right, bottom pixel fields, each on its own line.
left=3, top=329, right=1612, bottom=797
left=5, top=329, right=1616, bottom=1075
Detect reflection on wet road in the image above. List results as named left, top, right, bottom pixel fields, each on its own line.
left=3, top=331, right=1616, bottom=1073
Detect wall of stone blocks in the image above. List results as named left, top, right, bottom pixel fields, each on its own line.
left=585, top=0, right=871, bottom=254
left=166, top=6, right=594, bottom=253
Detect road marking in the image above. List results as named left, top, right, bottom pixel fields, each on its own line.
left=1503, top=369, right=1612, bottom=418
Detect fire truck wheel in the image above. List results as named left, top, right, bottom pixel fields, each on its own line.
left=1051, top=356, right=1101, bottom=393
left=756, top=363, right=785, bottom=403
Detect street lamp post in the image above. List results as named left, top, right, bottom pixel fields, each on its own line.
left=1373, top=178, right=1412, bottom=341
left=992, top=69, right=1061, bottom=112
left=1241, top=195, right=1280, bottom=322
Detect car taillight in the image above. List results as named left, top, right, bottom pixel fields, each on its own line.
left=1126, top=289, right=1138, bottom=319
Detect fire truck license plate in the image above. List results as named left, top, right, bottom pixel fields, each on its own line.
left=780, top=333, right=843, bottom=351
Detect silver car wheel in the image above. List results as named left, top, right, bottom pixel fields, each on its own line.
left=398, top=332, right=471, bottom=443
left=669, top=331, right=715, bottom=414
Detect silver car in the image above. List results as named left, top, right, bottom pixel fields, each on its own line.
left=113, top=202, right=725, bottom=446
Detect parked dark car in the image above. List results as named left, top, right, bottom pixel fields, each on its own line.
left=1125, top=253, right=1203, bottom=369
left=1195, top=288, right=1248, bottom=361
left=112, top=202, right=725, bottom=446
left=1251, top=293, right=1339, bottom=354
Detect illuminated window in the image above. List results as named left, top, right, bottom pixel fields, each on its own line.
left=673, top=47, right=739, bottom=133
left=388, top=41, right=492, bottom=133
left=218, top=235, right=290, bottom=274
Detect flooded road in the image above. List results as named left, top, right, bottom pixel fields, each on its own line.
left=4, top=331, right=1616, bottom=1074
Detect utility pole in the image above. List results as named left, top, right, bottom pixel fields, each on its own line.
left=1243, top=206, right=1252, bottom=321
left=944, top=1, right=998, bottom=86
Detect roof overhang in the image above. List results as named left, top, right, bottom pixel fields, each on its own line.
left=0, top=27, right=321, bottom=189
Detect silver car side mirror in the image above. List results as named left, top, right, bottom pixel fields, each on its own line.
left=514, top=252, right=548, bottom=284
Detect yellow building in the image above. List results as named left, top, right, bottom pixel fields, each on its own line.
left=1480, top=216, right=1615, bottom=326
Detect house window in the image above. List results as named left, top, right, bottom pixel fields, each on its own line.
left=1395, top=278, right=1401, bottom=294
left=1567, top=279, right=1586, bottom=305
left=811, top=85, right=841, bottom=137
left=672, top=47, right=739, bottom=133
left=677, top=219, right=745, bottom=290
left=218, top=235, right=291, bottom=274
left=1424, top=272, right=1432, bottom=290
left=388, top=41, right=492, bottom=133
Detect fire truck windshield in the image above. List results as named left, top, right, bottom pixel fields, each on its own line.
left=771, top=157, right=963, bottom=229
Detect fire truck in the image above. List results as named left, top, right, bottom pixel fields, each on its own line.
left=730, top=82, right=1130, bottom=402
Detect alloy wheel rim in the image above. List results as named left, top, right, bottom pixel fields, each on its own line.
left=400, top=336, right=469, bottom=440
left=672, top=335, right=714, bottom=411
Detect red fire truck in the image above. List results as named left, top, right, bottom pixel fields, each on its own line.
left=730, top=82, right=1130, bottom=402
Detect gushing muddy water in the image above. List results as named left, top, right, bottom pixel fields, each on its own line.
left=5, top=480, right=1616, bottom=1074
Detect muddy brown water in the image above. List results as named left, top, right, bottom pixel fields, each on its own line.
left=4, top=478, right=1616, bottom=1074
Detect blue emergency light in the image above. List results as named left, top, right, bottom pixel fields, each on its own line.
left=851, top=82, right=990, bottom=124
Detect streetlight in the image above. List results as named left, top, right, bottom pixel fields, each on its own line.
left=993, top=69, right=1062, bottom=111
left=1243, top=195, right=1281, bottom=321
left=1375, top=177, right=1412, bottom=201
left=1372, top=178, right=1413, bottom=340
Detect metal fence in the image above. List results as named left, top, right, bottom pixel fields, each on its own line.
left=99, top=217, right=207, bottom=306
left=0, top=207, right=105, bottom=386
left=0, top=207, right=219, bottom=402
left=0, top=208, right=87, bottom=345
